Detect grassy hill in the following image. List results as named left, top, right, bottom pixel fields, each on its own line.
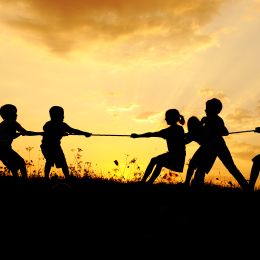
left=0, top=175, right=258, bottom=257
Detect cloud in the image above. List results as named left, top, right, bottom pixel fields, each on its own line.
left=256, top=100, right=260, bottom=116
left=134, top=111, right=163, bottom=123
left=226, top=107, right=253, bottom=125
left=107, top=103, right=139, bottom=113
left=229, top=141, right=260, bottom=161
left=198, top=88, right=228, bottom=101
left=0, top=0, right=229, bottom=58
left=106, top=103, right=139, bottom=118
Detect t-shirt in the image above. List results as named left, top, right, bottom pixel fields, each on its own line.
left=41, top=121, right=72, bottom=147
left=157, top=125, right=186, bottom=154
left=202, top=115, right=228, bottom=145
left=0, top=120, right=23, bottom=147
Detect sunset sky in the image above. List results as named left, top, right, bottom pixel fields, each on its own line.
left=1, top=0, right=260, bottom=186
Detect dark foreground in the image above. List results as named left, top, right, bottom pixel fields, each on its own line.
left=0, top=176, right=259, bottom=257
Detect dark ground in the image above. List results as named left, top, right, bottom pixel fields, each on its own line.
left=0, top=176, right=259, bottom=257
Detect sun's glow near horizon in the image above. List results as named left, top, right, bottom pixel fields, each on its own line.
left=1, top=0, right=260, bottom=187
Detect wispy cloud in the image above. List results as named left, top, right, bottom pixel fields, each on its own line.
left=107, top=103, right=139, bottom=113
left=256, top=99, right=260, bottom=116
left=198, top=87, right=228, bottom=101
left=134, top=111, right=163, bottom=123
left=0, top=0, right=229, bottom=58
left=226, top=107, right=253, bottom=125
left=230, top=141, right=260, bottom=161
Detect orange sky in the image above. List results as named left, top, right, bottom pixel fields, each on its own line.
left=0, top=0, right=260, bottom=186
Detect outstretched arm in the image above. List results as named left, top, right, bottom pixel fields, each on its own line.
left=184, top=132, right=194, bottom=144
left=22, top=131, right=43, bottom=136
left=131, top=132, right=161, bottom=138
left=16, top=123, right=43, bottom=136
left=67, top=127, right=92, bottom=137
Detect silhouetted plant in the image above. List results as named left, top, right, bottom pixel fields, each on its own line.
left=0, top=166, right=11, bottom=176
left=0, top=146, right=249, bottom=190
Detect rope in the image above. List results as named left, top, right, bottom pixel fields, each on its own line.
left=228, top=130, right=255, bottom=134
left=67, top=133, right=131, bottom=137
left=92, top=134, right=131, bottom=137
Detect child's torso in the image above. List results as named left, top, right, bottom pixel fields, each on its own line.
left=41, top=121, right=69, bottom=146
left=160, top=125, right=186, bottom=154
left=0, top=120, right=19, bottom=147
left=202, top=115, right=227, bottom=145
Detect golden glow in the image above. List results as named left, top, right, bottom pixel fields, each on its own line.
left=0, top=0, right=260, bottom=187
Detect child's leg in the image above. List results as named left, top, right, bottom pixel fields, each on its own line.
left=217, top=144, right=249, bottom=190
left=44, top=162, right=52, bottom=179
left=184, top=165, right=196, bottom=186
left=56, top=147, right=70, bottom=179
left=61, top=163, right=70, bottom=179
left=192, top=168, right=206, bottom=187
left=147, top=164, right=163, bottom=184
left=141, top=157, right=157, bottom=182
left=17, top=158, right=27, bottom=179
left=8, top=166, right=19, bottom=178
left=190, top=147, right=216, bottom=187
left=2, top=149, right=27, bottom=178
left=248, top=155, right=260, bottom=191
left=184, top=151, right=200, bottom=185
left=40, top=146, right=53, bottom=179
left=248, top=163, right=259, bottom=191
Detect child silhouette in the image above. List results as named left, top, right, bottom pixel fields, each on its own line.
left=183, top=116, right=216, bottom=186
left=41, top=106, right=92, bottom=179
left=191, top=98, right=249, bottom=190
left=248, top=127, right=260, bottom=191
left=131, top=109, right=186, bottom=184
left=0, top=104, right=43, bottom=178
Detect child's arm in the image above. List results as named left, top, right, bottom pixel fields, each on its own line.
left=201, top=116, right=229, bottom=136
left=131, top=131, right=162, bottom=138
left=67, top=126, right=92, bottom=137
left=16, top=123, right=43, bottom=136
left=22, top=130, right=43, bottom=136
left=13, top=132, right=21, bottom=139
left=184, top=132, right=194, bottom=144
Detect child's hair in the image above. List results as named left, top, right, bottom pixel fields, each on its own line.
left=49, top=106, right=64, bottom=119
left=206, top=98, right=222, bottom=115
left=165, top=109, right=185, bottom=125
left=187, top=116, right=202, bottom=132
left=0, top=104, right=17, bottom=119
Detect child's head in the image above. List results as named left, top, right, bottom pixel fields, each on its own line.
left=49, top=106, right=64, bottom=122
left=0, top=104, right=17, bottom=120
left=187, top=116, right=202, bottom=132
left=165, top=109, right=185, bottom=125
left=205, top=98, right=222, bottom=115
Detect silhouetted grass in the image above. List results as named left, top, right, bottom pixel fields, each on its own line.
left=0, top=147, right=258, bottom=256
left=0, top=174, right=259, bottom=258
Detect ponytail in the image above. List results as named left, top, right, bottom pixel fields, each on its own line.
left=179, top=115, right=185, bottom=125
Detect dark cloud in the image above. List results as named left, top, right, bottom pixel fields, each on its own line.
left=0, top=0, right=229, bottom=56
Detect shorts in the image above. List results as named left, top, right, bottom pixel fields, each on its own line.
left=189, top=146, right=217, bottom=174
left=40, top=144, right=67, bottom=168
left=153, top=152, right=185, bottom=172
